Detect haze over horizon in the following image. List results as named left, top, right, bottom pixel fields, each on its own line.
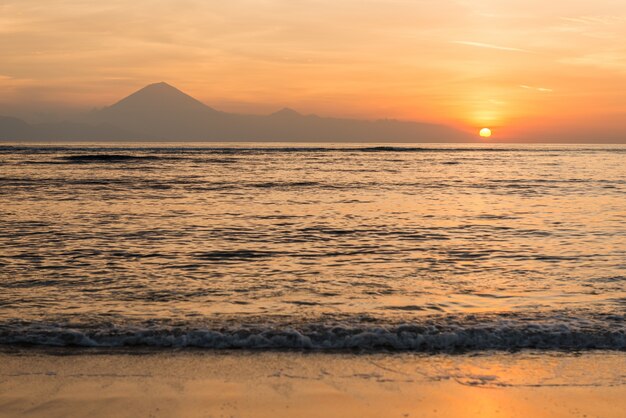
left=1, top=0, right=626, bottom=142
left=1, top=81, right=474, bottom=142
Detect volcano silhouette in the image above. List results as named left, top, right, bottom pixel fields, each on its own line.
left=2, top=82, right=471, bottom=142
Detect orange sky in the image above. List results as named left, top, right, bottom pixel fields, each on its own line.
left=1, top=0, right=625, bottom=141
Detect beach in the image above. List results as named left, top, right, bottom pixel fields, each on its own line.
left=1, top=350, right=624, bottom=418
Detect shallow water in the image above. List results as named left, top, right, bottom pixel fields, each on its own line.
left=0, top=143, right=624, bottom=350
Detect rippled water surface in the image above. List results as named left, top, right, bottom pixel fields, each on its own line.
left=0, top=143, right=624, bottom=350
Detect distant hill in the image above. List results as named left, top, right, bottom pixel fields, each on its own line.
left=1, top=82, right=472, bottom=142
left=0, top=115, right=141, bottom=141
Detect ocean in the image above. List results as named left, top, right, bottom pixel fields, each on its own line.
left=0, top=143, right=624, bottom=351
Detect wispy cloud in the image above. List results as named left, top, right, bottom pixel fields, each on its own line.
left=451, top=41, right=529, bottom=53
left=560, top=16, right=626, bottom=26
left=519, top=85, right=553, bottom=92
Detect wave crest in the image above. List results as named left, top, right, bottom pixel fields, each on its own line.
left=2, top=317, right=624, bottom=351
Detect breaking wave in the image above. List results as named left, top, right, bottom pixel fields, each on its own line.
left=2, top=314, right=623, bottom=352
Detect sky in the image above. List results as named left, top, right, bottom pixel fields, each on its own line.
left=1, top=0, right=625, bottom=141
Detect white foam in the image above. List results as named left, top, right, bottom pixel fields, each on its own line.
left=1, top=315, right=624, bottom=351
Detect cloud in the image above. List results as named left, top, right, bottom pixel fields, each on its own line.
left=519, top=85, right=553, bottom=92
left=451, top=41, right=529, bottom=53
left=560, top=16, right=626, bottom=26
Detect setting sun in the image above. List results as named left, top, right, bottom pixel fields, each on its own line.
left=480, top=128, right=492, bottom=138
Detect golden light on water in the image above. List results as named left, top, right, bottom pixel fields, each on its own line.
left=480, top=128, right=492, bottom=138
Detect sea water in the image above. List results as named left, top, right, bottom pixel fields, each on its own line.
left=0, top=143, right=624, bottom=350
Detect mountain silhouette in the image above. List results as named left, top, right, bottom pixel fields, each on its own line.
left=87, top=82, right=221, bottom=139
left=270, top=108, right=302, bottom=118
left=1, top=82, right=472, bottom=142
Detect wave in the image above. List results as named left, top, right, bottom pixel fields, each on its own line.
left=2, top=314, right=623, bottom=352
left=60, top=154, right=170, bottom=163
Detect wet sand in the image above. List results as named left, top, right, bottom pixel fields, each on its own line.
left=0, top=350, right=624, bottom=418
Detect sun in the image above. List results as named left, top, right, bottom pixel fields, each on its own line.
left=479, top=128, right=492, bottom=138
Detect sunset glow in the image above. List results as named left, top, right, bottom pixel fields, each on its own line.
left=480, top=128, right=492, bottom=138
left=1, top=0, right=625, bottom=142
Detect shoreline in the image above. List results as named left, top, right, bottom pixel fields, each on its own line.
left=1, top=350, right=624, bottom=418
